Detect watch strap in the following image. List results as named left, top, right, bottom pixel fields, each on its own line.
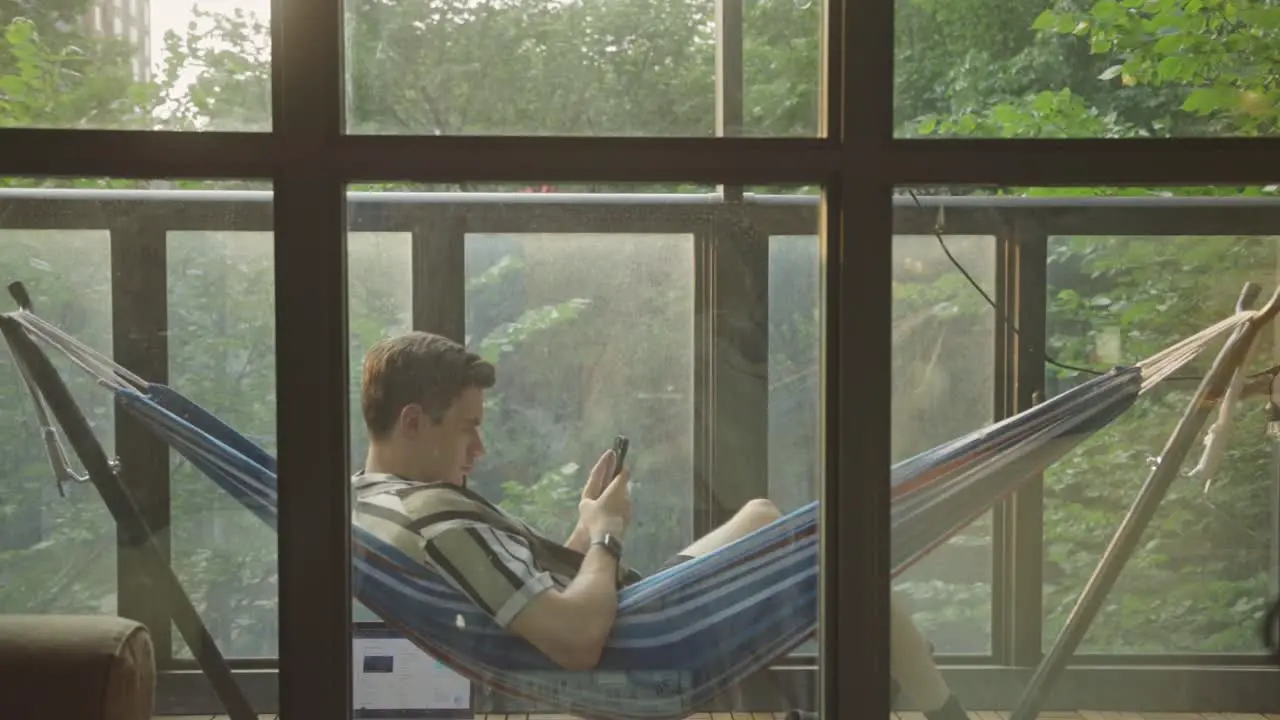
left=590, top=533, right=623, bottom=561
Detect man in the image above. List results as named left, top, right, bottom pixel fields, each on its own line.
left=351, top=331, right=784, bottom=671
left=350, top=332, right=968, bottom=720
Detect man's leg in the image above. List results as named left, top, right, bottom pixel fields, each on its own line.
left=677, top=498, right=783, bottom=559
left=891, top=589, right=966, bottom=719
left=669, top=499, right=965, bottom=720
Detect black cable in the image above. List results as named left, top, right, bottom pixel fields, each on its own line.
left=906, top=190, right=1276, bottom=384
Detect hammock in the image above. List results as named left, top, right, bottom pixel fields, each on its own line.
left=0, top=292, right=1261, bottom=720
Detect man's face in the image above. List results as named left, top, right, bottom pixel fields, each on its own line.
left=400, top=386, right=486, bottom=485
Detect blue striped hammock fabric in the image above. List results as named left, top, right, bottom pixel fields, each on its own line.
left=5, top=309, right=1173, bottom=720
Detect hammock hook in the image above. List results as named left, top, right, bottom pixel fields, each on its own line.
left=43, top=424, right=119, bottom=498
left=5, top=284, right=121, bottom=497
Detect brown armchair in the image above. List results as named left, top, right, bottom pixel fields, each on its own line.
left=0, top=615, right=155, bottom=720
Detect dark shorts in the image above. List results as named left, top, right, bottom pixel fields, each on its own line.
left=621, top=553, right=696, bottom=587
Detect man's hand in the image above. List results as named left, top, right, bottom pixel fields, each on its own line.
left=514, top=448, right=631, bottom=670
left=577, top=449, right=631, bottom=539
left=566, top=449, right=627, bottom=551
left=580, top=447, right=618, bottom=502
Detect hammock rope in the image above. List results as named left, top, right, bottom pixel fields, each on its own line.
left=8, top=297, right=1260, bottom=405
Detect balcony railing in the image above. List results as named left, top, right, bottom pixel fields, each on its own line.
left=3, top=188, right=1280, bottom=715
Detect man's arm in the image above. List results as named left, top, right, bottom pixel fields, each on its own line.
left=564, top=523, right=591, bottom=554
left=420, top=522, right=619, bottom=671
left=507, top=543, right=620, bottom=671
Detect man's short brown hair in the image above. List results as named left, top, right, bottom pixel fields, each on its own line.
left=361, top=332, right=496, bottom=440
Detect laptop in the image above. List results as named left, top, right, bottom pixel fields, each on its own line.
left=352, top=622, right=473, bottom=719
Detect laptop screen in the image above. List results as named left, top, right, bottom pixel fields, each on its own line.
left=352, top=623, right=472, bottom=719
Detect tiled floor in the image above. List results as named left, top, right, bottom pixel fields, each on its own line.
left=167, top=707, right=1280, bottom=712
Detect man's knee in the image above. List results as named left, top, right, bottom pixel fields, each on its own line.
left=739, top=498, right=782, bottom=528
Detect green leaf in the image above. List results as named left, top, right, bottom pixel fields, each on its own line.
left=1182, top=86, right=1241, bottom=114
left=4, top=18, right=36, bottom=47
left=0, top=75, right=27, bottom=98
left=1156, top=56, right=1187, bottom=82
left=1031, top=10, right=1064, bottom=30
left=1153, top=34, right=1185, bottom=54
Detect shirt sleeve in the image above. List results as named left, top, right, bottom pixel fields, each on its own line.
left=419, top=519, right=557, bottom=628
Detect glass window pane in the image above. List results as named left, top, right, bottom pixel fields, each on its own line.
left=891, top=233, right=996, bottom=655
left=884, top=186, right=1280, bottom=671
left=1045, top=220, right=1279, bottom=654
left=770, top=230, right=996, bottom=657
left=895, top=0, right=1279, bottom=139
left=464, top=231, right=696, bottom=570
left=346, top=185, right=827, bottom=719
left=348, top=230, right=414, bottom=624
left=0, top=229, right=116, bottom=615
left=0, top=181, right=279, bottom=718
left=2, top=1, right=270, bottom=131
left=168, top=227, right=279, bottom=660
left=344, top=0, right=821, bottom=137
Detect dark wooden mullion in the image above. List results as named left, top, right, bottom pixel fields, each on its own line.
left=828, top=0, right=895, bottom=692
left=4, top=129, right=1280, bottom=187
left=110, top=216, right=173, bottom=667
left=715, top=0, right=745, bottom=202
left=823, top=175, right=896, bottom=718
left=271, top=0, right=350, bottom=717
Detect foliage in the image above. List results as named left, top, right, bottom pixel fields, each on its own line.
left=0, top=17, right=153, bottom=129
left=1, top=0, right=1279, bottom=665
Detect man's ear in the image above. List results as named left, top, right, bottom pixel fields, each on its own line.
left=398, top=403, right=424, bottom=434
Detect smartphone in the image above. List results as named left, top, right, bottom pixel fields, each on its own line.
left=608, top=435, right=630, bottom=484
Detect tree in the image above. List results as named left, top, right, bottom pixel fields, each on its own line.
left=0, top=16, right=154, bottom=130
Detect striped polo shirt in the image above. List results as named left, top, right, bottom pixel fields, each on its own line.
left=352, top=471, right=644, bottom=628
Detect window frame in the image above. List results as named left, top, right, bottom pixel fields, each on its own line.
left=2, top=0, right=1280, bottom=717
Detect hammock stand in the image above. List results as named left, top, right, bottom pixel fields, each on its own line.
left=1010, top=281, right=1280, bottom=720
left=3, top=279, right=1279, bottom=720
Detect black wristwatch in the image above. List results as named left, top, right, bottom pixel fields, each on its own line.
left=590, top=532, right=623, bottom=562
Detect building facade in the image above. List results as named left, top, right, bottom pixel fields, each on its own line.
left=80, top=0, right=151, bottom=82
